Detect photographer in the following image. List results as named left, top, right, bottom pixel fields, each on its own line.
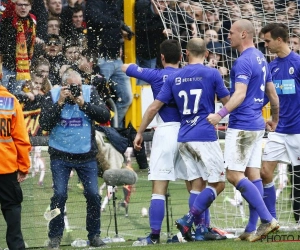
left=39, top=69, right=110, bottom=249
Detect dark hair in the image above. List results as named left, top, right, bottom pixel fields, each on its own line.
left=30, top=57, right=50, bottom=74
left=160, top=39, right=182, bottom=64
left=261, top=23, right=289, bottom=43
left=63, top=38, right=79, bottom=53
left=73, top=3, right=83, bottom=14
left=81, top=49, right=98, bottom=65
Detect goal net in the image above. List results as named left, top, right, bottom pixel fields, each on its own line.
left=153, top=0, right=300, bottom=232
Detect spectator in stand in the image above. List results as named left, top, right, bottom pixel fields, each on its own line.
left=60, top=0, right=87, bottom=47
left=62, top=40, right=80, bottom=65
left=43, top=34, right=66, bottom=86
left=46, top=0, right=62, bottom=18
left=86, top=0, right=133, bottom=128
left=288, top=35, right=300, bottom=53
left=203, top=29, right=219, bottom=44
left=182, top=0, right=204, bottom=24
left=285, top=1, right=298, bottom=22
left=200, top=6, right=222, bottom=35
left=240, top=2, right=256, bottom=19
left=0, top=0, right=37, bottom=96
left=70, top=4, right=87, bottom=50
left=47, top=16, right=61, bottom=35
left=135, top=0, right=172, bottom=73
left=30, top=57, right=52, bottom=89
left=262, top=0, right=276, bottom=22
left=31, top=0, right=48, bottom=43
left=206, top=41, right=229, bottom=84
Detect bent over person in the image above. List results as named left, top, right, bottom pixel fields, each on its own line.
left=39, top=69, right=110, bottom=249
left=0, top=80, right=31, bottom=250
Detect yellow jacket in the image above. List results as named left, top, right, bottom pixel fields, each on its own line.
left=0, top=86, right=31, bottom=174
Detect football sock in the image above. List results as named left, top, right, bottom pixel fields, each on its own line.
left=189, top=190, right=203, bottom=225
left=149, top=194, right=165, bottom=235
left=237, top=178, right=273, bottom=223
left=245, top=179, right=263, bottom=232
left=189, top=187, right=216, bottom=222
left=263, top=182, right=277, bottom=219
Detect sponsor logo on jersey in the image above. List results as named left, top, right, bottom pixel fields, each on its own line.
left=175, top=77, right=181, bottom=85
left=254, top=98, right=264, bottom=102
left=237, top=74, right=248, bottom=80
left=137, top=67, right=143, bottom=73
left=257, top=56, right=266, bottom=64
left=274, top=68, right=280, bottom=73
left=163, top=75, right=168, bottom=82
left=186, top=116, right=199, bottom=126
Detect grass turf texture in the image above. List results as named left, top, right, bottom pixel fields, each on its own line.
left=0, top=150, right=298, bottom=249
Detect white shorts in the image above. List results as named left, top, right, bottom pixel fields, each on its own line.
left=224, top=128, right=265, bottom=171
left=262, top=132, right=300, bottom=166
left=177, top=141, right=225, bottom=183
left=148, top=122, right=181, bottom=181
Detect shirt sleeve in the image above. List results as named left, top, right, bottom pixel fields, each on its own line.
left=12, top=98, right=31, bottom=174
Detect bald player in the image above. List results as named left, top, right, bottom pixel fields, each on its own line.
left=134, top=37, right=230, bottom=242
left=207, top=19, right=280, bottom=242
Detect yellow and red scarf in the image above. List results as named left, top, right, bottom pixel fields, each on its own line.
left=12, top=12, right=36, bottom=81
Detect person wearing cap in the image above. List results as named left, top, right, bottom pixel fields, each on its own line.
left=206, top=41, right=229, bottom=84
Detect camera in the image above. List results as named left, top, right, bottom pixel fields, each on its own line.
left=69, top=85, right=81, bottom=98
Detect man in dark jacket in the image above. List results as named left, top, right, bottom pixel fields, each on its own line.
left=85, top=0, right=133, bottom=128
left=39, top=69, right=110, bottom=249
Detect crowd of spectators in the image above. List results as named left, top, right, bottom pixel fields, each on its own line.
left=0, top=0, right=300, bottom=119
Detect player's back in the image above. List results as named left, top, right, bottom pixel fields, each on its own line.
left=269, top=51, right=300, bottom=134
left=158, top=63, right=229, bottom=142
left=229, top=47, right=267, bottom=130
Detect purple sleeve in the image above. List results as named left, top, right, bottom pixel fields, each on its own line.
left=214, top=70, right=230, bottom=99
left=156, top=76, right=173, bottom=104
left=126, top=64, right=156, bottom=83
left=233, top=58, right=252, bottom=85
